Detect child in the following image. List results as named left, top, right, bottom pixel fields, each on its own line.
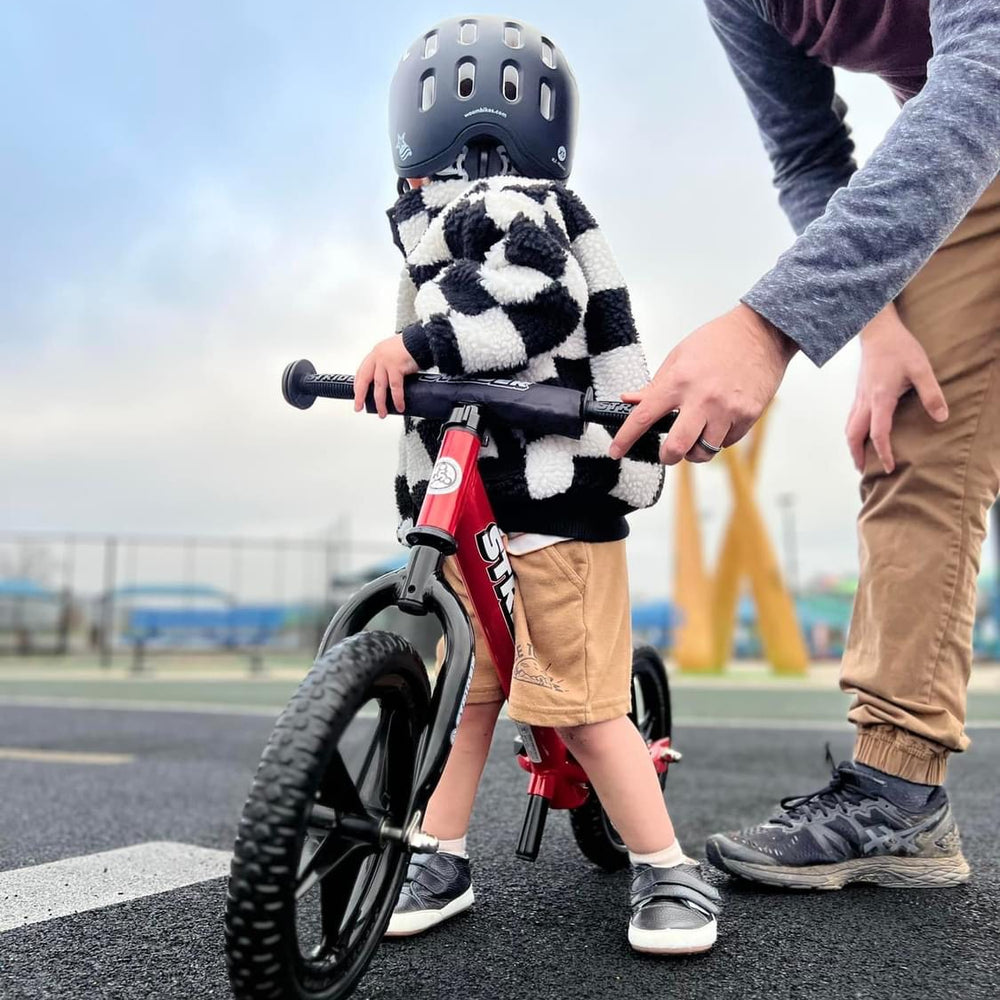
left=353, top=14, right=721, bottom=955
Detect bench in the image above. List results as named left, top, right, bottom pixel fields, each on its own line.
left=124, top=605, right=287, bottom=673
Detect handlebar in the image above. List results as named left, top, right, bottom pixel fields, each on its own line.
left=282, top=359, right=676, bottom=443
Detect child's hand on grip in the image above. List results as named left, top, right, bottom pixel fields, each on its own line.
left=354, top=335, right=419, bottom=418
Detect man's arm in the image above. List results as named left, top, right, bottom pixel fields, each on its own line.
left=610, top=0, right=998, bottom=462
left=709, top=0, right=1000, bottom=366
left=706, top=0, right=857, bottom=236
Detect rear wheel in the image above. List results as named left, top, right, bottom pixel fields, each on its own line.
left=224, top=631, right=431, bottom=1000
left=569, top=645, right=672, bottom=872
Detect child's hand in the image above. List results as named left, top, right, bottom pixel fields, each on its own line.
left=353, top=335, right=419, bottom=418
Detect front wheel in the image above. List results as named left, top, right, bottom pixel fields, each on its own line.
left=569, top=645, right=672, bottom=872
left=224, top=630, right=431, bottom=1000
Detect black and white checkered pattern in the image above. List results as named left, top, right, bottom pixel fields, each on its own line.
left=388, top=176, right=664, bottom=542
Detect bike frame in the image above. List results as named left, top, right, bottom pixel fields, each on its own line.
left=319, top=403, right=673, bottom=861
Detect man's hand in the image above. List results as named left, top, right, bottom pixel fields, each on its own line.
left=845, top=303, right=948, bottom=474
left=609, top=304, right=797, bottom=464
left=353, top=335, right=419, bottom=418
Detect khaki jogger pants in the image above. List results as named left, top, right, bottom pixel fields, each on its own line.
left=841, top=174, right=1000, bottom=784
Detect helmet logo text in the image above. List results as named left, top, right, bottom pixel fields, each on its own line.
left=463, top=106, right=508, bottom=119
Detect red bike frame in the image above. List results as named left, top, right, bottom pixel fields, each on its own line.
left=416, top=416, right=675, bottom=841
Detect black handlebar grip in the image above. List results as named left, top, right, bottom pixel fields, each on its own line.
left=583, top=399, right=678, bottom=437
left=282, top=359, right=358, bottom=409
left=282, top=359, right=318, bottom=409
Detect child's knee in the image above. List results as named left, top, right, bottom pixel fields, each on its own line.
left=458, top=698, right=504, bottom=732
left=556, top=714, right=629, bottom=752
left=555, top=722, right=591, bottom=750
left=466, top=698, right=504, bottom=716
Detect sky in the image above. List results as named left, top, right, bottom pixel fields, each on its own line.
left=4, top=1, right=988, bottom=597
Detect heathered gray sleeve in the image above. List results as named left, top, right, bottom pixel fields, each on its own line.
left=708, top=0, right=1000, bottom=366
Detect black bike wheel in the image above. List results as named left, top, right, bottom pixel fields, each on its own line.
left=225, top=630, right=431, bottom=1000
left=569, top=645, right=672, bottom=872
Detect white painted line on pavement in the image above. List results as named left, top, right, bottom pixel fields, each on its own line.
left=0, top=747, right=133, bottom=765
left=0, top=841, right=231, bottom=933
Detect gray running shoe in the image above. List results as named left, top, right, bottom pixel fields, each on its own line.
left=628, top=863, right=720, bottom=955
left=385, top=851, right=474, bottom=937
left=706, top=760, right=970, bottom=890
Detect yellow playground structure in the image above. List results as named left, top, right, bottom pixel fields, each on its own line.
left=673, top=408, right=809, bottom=675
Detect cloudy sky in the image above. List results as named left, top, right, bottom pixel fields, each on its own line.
left=5, top=0, right=984, bottom=596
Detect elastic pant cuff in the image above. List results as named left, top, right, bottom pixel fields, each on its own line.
left=853, top=725, right=949, bottom=785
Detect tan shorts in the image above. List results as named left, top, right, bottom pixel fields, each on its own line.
left=438, top=539, right=633, bottom=727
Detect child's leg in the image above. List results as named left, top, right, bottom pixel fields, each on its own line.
left=422, top=698, right=504, bottom=842
left=506, top=540, right=719, bottom=953
left=386, top=699, right=499, bottom=937
left=558, top=715, right=675, bottom=854
left=419, top=556, right=508, bottom=843
left=560, top=715, right=720, bottom=955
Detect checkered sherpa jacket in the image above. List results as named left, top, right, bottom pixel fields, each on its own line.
left=388, top=176, right=664, bottom=542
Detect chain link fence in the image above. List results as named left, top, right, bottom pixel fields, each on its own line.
left=0, top=531, right=409, bottom=666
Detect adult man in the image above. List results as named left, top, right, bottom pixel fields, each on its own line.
left=610, top=0, right=1000, bottom=887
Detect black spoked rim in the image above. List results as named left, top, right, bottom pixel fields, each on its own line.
left=293, top=680, right=421, bottom=991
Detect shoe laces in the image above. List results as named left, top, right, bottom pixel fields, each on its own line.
left=771, top=747, right=869, bottom=827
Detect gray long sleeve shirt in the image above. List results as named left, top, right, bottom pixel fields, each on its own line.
left=705, top=0, right=1000, bottom=365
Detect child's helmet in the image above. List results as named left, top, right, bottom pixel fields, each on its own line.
left=389, top=15, right=578, bottom=181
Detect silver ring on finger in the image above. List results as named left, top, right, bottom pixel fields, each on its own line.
left=697, top=437, right=722, bottom=455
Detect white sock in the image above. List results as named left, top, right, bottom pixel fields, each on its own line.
left=437, top=835, right=468, bottom=858
left=628, top=840, right=687, bottom=869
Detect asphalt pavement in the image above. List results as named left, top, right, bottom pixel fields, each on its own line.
left=0, top=704, right=996, bottom=1000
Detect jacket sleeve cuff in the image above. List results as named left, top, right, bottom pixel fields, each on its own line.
left=401, top=323, right=434, bottom=369
left=740, top=283, right=846, bottom=369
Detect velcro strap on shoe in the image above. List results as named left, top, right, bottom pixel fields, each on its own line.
left=632, top=866, right=722, bottom=917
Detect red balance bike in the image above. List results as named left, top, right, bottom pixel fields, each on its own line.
left=224, top=362, right=680, bottom=1000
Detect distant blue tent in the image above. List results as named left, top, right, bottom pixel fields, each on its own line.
left=0, top=579, right=57, bottom=599
left=111, top=583, right=230, bottom=601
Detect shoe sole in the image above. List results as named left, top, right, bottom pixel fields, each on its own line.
left=628, top=917, right=717, bottom=956
left=384, top=887, right=475, bottom=937
left=706, top=842, right=971, bottom=891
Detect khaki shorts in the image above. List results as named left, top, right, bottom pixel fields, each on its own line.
left=438, top=539, right=633, bottom=727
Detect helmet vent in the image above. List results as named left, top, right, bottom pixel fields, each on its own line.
left=423, top=32, right=438, bottom=58
left=541, top=38, right=556, bottom=69
left=420, top=71, right=436, bottom=111
left=459, top=20, right=477, bottom=44
left=457, top=59, right=476, bottom=99
left=502, top=63, right=520, bottom=102
left=539, top=80, right=554, bottom=121
left=503, top=23, right=523, bottom=48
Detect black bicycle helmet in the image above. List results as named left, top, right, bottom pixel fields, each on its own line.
left=389, top=15, right=578, bottom=181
